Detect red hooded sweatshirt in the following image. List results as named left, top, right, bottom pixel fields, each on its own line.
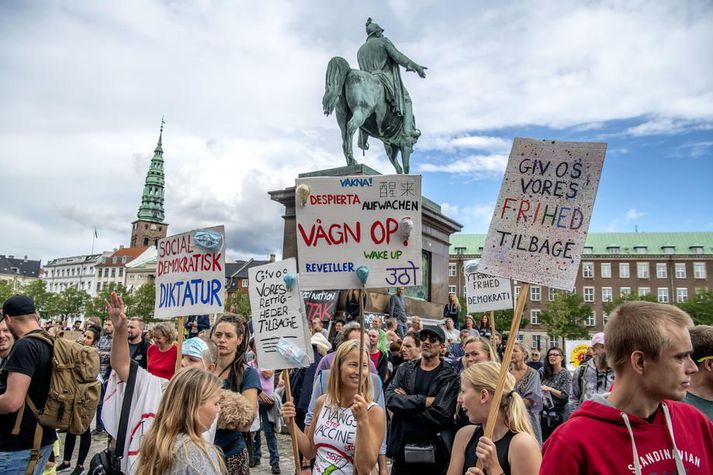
left=541, top=395, right=713, bottom=474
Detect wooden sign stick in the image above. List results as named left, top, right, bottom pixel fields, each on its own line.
left=490, top=310, right=496, bottom=336
left=476, top=283, right=529, bottom=470
left=282, top=369, right=302, bottom=475
left=175, top=316, right=185, bottom=373
left=357, top=287, right=366, bottom=395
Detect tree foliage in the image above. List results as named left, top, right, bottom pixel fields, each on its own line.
left=457, top=296, right=529, bottom=335
left=540, top=292, right=591, bottom=347
left=676, top=288, right=713, bottom=326
left=602, top=292, right=657, bottom=315
left=129, top=283, right=156, bottom=321
left=227, top=291, right=252, bottom=318
left=85, top=283, right=131, bottom=319
left=0, top=280, right=16, bottom=304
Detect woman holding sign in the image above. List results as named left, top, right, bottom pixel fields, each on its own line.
left=211, top=315, right=261, bottom=475
left=282, top=339, right=385, bottom=475
left=447, top=362, right=541, bottom=475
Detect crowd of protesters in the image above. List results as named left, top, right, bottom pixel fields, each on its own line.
left=1, top=291, right=713, bottom=475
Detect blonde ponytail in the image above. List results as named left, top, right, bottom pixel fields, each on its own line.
left=461, top=362, right=534, bottom=437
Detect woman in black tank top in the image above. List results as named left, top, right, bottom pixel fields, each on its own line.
left=446, top=362, right=541, bottom=475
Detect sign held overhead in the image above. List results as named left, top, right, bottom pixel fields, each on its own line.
left=464, top=259, right=513, bottom=313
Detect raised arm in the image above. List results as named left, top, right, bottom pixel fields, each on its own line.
left=383, top=38, right=427, bottom=78
left=106, top=292, right=130, bottom=382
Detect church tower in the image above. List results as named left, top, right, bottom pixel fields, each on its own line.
left=130, top=119, right=169, bottom=248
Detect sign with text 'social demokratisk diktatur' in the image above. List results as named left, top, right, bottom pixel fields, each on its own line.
left=295, top=175, right=422, bottom=290
left=249, top=258, right=313, bottom=370
left=479, top=138, right=606, bottom=290
left=464, top=259, right=513, bottom=313
left=154, top=226, right=225, bottom=319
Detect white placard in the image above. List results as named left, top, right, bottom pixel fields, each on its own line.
left=249, top=258, right=313, bottom=370
left=464, top=259, right=513, bottom=313
left=295, top=175, right=422, bottom=290
left=154, top=226, right=225, bottom=320
left=565, top=339, right=591, bottom=371
left=479, top=138, right=606, bottom=290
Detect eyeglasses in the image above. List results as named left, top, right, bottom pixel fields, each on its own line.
left=419, top=333, right=441, bottom=344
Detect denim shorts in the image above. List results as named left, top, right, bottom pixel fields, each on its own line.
left=0, top=444, right=54, bottom=475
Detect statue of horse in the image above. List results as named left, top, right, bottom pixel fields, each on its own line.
left=322, top=56, right=418, bottom=174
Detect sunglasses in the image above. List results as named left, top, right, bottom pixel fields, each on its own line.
left=697, top=356, right=713, bottom=363
left=419, top=333, right=441, bottom=344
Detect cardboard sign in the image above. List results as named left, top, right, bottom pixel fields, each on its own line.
left=249, top=258, right=313, bottom=370
left=154, top=226, right=225, bottom=320
left=295, top=175, right=422, bottom=290
left=303, top=290, right=340, bottom=321
left=479, top=138, right=606, bottom=290
left=464, top=259, right=513, bottom=313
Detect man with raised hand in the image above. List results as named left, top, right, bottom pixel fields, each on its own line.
left=541, top=302, right=713, bottom=474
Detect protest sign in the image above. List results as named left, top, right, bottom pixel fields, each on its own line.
left=295, top=175, right=422, bottom=290
left=249, top=258, right=313, bottom=370
left=565, top=339, right=591, bottom=371
left=303, top=290, right=340, bottom=321
left=479, top=138, right=606, bottom=290
left=464, top=259, right=513, bottom=313
left=154, top=226, right=225, bottom=320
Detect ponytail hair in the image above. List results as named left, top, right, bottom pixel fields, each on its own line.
left=460, top=362, right=534, bottom=437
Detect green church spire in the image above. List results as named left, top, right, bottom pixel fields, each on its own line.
left=136, top=118, right=166, bottom=223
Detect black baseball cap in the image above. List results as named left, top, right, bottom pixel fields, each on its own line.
left=2, top=295, right=36, bottom=319
left=420, top=325, right=446, bottom=343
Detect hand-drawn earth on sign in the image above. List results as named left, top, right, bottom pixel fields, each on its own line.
left=295, top=175, right=422, bottom=290
left=479, top=138, right=606, bottom=291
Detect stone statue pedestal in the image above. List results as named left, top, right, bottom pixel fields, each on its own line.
left=269, top=165, right=462, bottom=319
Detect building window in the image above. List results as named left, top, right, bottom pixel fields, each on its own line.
left=676, top=288, right=688, bottom=303
left=582, top=262, right=594, bottom=278
left=619, top=263, right=630, bottom=278
left=662, top=246, right=675, bottom=254
left=637, top=263, right=649, bottom=279
left=603, top=313, right=609, bottom=325
left=97, top=282, right=102, bottom=291
left=690, top=246, right=704, bottom=255
left=531, top=309, right=540, bottom=325
left=583, top=287, right=595, bottom=302
left=656, top=263, right=667, bottom=279
left=634, top=246, right=648, bottom=254
left=602, top=287, right=613, bottom=302
left=607, top=246, right=620, bottom=254
left=241, top=279, right=249, bottom=288
left=448, top=263, right=456, bottom=277
left=675, top=263, right=686, bottom=279
left=694, top=262, right=706, bottom=279
left=455, top=247, right=466, bottom=255
left=530, top=286, right=541, bottom=301
left=448, top=285, right=456, bottom=294
left=620, top=287, right=631, bottom=297
left=657, top=288, right=669, bottom=303
left=532, top=334, right=542, bottom=350
left=585, top=312, right=596, bottom=327
left=111, top=269, right=116, bottom=278
left=601, top=263, right=611, bottom=278
left=548, top=288, right=558, bottom=301
left=118, top=268, right=123, bottom=277
left=583, top=247, right=593, bottom=254
left=638, top=287, right=651, bottom=297
left=514, top=286, right=521, bottom=301
left=517, top=333, right=524, bottom=343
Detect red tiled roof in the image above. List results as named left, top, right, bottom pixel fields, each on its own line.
left=96, top=247, right=148, bottom=267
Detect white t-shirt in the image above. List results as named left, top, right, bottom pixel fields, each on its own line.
left=102, top=367, right=217, bottom=474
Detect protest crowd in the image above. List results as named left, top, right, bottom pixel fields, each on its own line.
left=1, top=292, right=712, bottom=475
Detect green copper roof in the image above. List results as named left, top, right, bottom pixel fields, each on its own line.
left=136, top=119, right=166, bottom=223
left=450, top=232, right=713, bottom=255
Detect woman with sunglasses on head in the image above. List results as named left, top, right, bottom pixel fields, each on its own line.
left=539, top=347, right=571, bottom=441
left=282, top=339, right=385, bottom=475
left=447, top=362, right=541, bottom=475
left=211, top=315, right=261, bottom=475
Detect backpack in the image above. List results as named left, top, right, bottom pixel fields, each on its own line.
left=12, top=332, right=101, bottom=474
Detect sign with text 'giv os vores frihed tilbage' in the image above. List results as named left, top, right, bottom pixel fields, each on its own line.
left=249, top=258, right=313, bottom=370
left=479, top=138, right=606, bottom=291
left=295, top=175, right=422, bottom=290
left=154, top=226, right=225, bottom=319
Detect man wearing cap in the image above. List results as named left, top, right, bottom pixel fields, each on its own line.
left=103, top=292, right=218, bottom=474
left=0, top=295, right=56, bottom=474
left=386, top=325, right=458, bottom=475
left=568, top=331, right=615, bottom=415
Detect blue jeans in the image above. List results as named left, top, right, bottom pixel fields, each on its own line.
left=0, top=444, right=54, bottom=475
left=253, top=404, right=279, bottom=466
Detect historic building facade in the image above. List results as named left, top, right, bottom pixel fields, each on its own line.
left=449, top=232, right=713, bottom=351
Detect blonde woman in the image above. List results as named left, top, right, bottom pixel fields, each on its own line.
left=282, top=339, right=385, bottom=475
left=454, top=336, right=500, bottom=428
left=147, top=322, right=178, bottom=380
left=447, top=362, right=541, bottom=475
left=137, top=367, right=225, bottom=475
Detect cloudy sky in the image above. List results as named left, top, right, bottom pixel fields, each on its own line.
left=2, top=0, right=712, bottom=263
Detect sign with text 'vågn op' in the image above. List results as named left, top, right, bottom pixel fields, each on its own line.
left=479, top=139, right=606, bottom=291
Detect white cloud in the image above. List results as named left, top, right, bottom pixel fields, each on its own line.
left=417, top=154, right=508, bottom=178
left=441, top=202, right=494, bottom=231
left=625, top=208, right=646, bottom=221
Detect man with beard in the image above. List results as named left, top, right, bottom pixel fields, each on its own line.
left=386, top=326, right=458, bottom=475
left=568, top=332, right=614, bottom=414
left=127, top=317, right=149, bottom=369
left=0, top=318, right=14, bottom=365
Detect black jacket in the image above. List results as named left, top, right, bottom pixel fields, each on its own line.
left=385, top=358, right=459, bottom=458
left=373, top=350, right=388, bottom=383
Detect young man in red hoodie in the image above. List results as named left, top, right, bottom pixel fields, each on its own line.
left=541, top=301, right=713, bottom=475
